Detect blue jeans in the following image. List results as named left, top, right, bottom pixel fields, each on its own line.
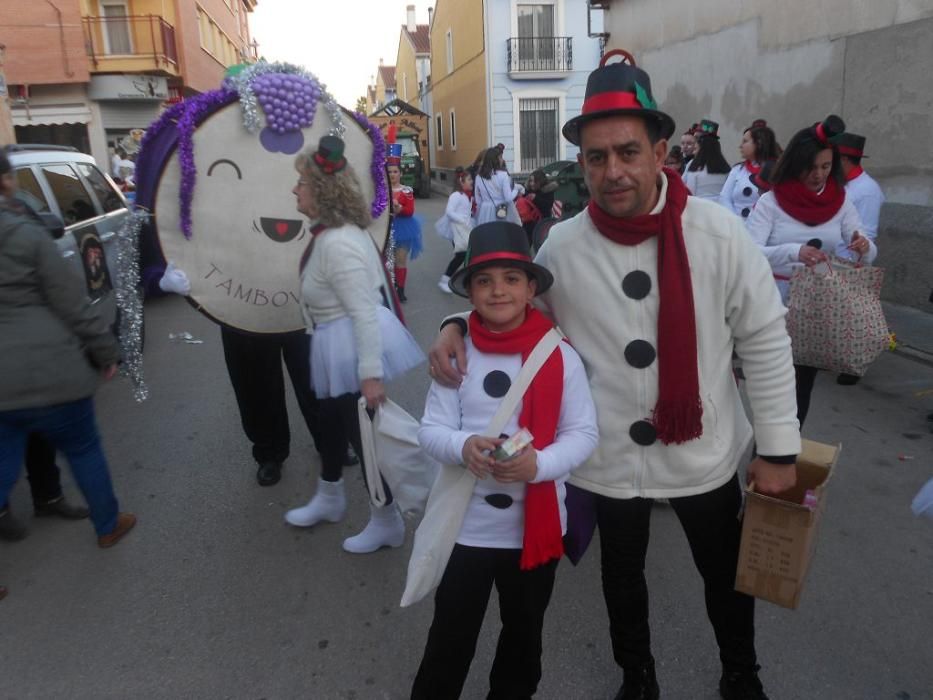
left=0, top=398, right=119, bottom=536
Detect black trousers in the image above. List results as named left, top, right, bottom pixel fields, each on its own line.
left=220, top=327, right=329, bottom=464
left=597, top=473, right=757, bottom=673
left=1, top=434, right=63, bottom=510
left=795, top=364, right=819, bottom=427
left=411, top=545, right=558, bottom=700
left=444, top=251, right=467, bottom=278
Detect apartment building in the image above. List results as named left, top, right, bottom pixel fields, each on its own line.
left=2, top=0, right=256, bottom=169
left=428, top=0, right=602, bottom=178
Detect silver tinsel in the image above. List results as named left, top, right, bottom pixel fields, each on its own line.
left=113, top=209, right=149, bottom=401
left=223, top=60, right=346, bottom=137
left=385, top=227, right=397, bottom=286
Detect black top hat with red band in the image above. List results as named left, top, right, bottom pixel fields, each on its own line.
left=833, top=132, right=867, bottom=159
left=562, top=50, right=675, bottom=146
left=313, top=135, right=347, bottom=174
left=811, top=114, right=845, bottom=147
left=449, top=221, right=554, bottom=298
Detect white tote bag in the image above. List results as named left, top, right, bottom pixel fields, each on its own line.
left=358, top=398, right=439, bottom=516
left=400, top=328, right=563, bottom=607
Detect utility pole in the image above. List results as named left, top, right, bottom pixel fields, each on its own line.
left=0, top=44, right=16, bottom=145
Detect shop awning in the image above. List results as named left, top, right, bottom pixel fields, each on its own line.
left=12, top=104, right=92, bottom=127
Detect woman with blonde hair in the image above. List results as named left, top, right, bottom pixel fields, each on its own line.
left=284, top=135, right=425, bottom=554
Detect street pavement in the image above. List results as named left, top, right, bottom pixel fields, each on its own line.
left=2, top=194, right=932, bottom=700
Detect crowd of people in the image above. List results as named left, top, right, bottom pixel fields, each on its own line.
left=0, top=50, right=892, bottom=700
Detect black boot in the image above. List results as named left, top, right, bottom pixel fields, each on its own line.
left=720, top=665, right=769, bottom=700
left=614, top=661, right=659, bottom=700
left=396, top=285, right=407, bottom=303
left=256, top=460, right=283, bottom=486
left=34, top=496, right=90, bottom=519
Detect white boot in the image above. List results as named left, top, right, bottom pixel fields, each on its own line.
left=342, top=502, right=405, bottom=554
left=438, top=274, right=453, bottom=293
left=285, top=478, right=346, bottom=527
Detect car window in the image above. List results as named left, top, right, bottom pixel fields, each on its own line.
left=41, top=163, right=100, bottom=226
left=76, top=162, right=125, bottom=214
left=14, top=167, right=52, bottom=214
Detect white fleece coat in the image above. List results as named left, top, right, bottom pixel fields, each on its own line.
left=534, top=172, right=801, bottom=499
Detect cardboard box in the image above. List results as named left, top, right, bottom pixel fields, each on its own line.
left=735, top=439, right=841, bottom=609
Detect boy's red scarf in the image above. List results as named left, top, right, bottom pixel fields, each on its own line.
left=773, top=177, right=845, bottom=226
left=587, top=168, right=703, bottom=444
left=469, top=307, right=565, bottom=570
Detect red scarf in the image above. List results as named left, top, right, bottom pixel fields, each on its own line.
left=586, top=168, right=703, bottom=444
left=743, top=160, right=762, bottom=176
left=469, top=307, right=565, bottom=570
left=773, top=177, right=845, bottom=226
left=845, top=165, right=864, bottom=182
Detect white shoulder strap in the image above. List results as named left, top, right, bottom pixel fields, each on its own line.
left=483, top=328, right=563, bottom=438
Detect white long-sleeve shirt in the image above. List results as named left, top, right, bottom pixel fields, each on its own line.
left=299, top=224, right=388, bottom=380
left=474, top=170, right=523, bottom=208
left=443, top=191, right=472, bottom=252
left=535, top=173, right=800, bottom=498
left=418, top=338, right=598, bottom=549
left=683, top=167, right=729, bottom=201
left=833, top=170, right=884, bottom=258
left=719, top=163, right=760, bottom=219
left=745, top=190, right=877, bottom=303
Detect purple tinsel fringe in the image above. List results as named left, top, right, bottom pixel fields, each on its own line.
left=353, top=112, right=389, bottom=219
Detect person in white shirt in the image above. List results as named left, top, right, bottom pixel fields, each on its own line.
left=746, top=115, right=876, bottom=425
left=436, top=167, right=473, bottom=293
left=719, top=120, right=781, bottom=221
left=412, top=221, right=598, bottom=700
left=473, top=147, right=524, bottom=226
left=682, top=119, right=731, bottom=200
left=284, top=135, right=425, bottom=553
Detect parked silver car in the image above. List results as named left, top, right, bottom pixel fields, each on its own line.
left=8, top=145, right=130, bottom=330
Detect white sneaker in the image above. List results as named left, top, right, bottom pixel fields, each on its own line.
left=438, top=275, right=453, bottom=294
left=285, top=478, right=346, bottom=527
left=342, top=502, right=405, bottom=553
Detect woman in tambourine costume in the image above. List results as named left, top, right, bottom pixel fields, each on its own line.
left=386, top=127, right=422, bottom=303
left=745, top=115, right=876, bottom=427
left=720, top=119, right=781, bottom=221
left=285, top=135, right=425, bottom=553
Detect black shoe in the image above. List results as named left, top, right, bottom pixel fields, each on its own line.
left=256, top=461, right=283, bottom=486
left=34, top=496, right=90, bottom=520
left=342, top=448, right=359, bottom=467
left=614, top=662, right=659, bottom=700
left=396, top=286, right=407, bottom=303
left=0, top=509, right=28, bottom=541
left=836, top=373, right=861, bottom=385
left=720, top=666, right=769, bottom=700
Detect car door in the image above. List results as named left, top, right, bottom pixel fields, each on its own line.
left=34, top=162, right=118, bottom=326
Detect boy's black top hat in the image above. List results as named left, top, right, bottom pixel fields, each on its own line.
left=562, top=50, right=675, bottom=146
left=313, top=135, right=347, bottom=174
left=833, top=132, right=867, bottom=159
left=449, top=222, right=554, bottom=298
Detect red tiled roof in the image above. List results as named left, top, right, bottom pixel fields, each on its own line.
left=403, top=24, right=430, bottom=54
left=378, top=65, right=396, bottom=89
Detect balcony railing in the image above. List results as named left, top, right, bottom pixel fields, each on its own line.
left=507, top=37, right=572, bottom=73
left=83, top=15, right=178, bottom=70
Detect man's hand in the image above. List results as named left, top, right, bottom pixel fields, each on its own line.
left=747, top=457, right=796, bottom=496
left=360, top=378, right=386, bottom=409
left=429, top=323, right=468, bottom=388
left=492, top=447, right=538, bottom=483
left=462, top=435, right=503, bottom=480
left=101, top=364, right=118, bottom=381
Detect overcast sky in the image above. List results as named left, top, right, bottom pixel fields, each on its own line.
left=249, top=0, right=428, bottom=109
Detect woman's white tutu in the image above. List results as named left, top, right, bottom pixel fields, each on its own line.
left=475, top=200, right=521, bottom=226
left=310, top=305, right=426, bottom=397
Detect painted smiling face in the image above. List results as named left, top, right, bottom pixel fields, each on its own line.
left=154, top=74, right=389, bottom=334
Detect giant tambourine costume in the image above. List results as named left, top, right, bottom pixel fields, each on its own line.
left=135, top=62, right=391, bottom=334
